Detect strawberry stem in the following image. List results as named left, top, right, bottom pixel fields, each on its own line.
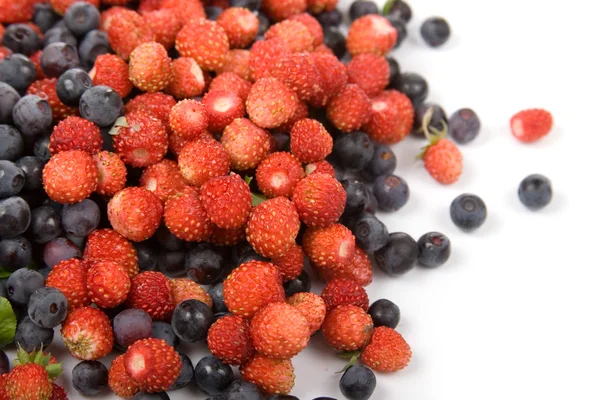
left=421, top=107, right=435, bottom=141
left=335, top=350, right=362, bottom=374
left=382, top=0, right=396, bottom=15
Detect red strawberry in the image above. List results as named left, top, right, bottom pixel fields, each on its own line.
left=210, top=72, right=252, bottom=102
left=108, top=354, right=141, bottom=399
left=421, top=137, right=463, bottom=184
left=306, top=0, right=337, bottom=13
left=46, top=258, right=91, bottom=311
left=166, top=57, right=206, bottom=100
left=89, top=54, right=132, bottom=98
left=175, top=18, right=229, bottom=71
left=286, top=292, right=326, bottom=334
left=240, top=355, right=295, bottom=395
left=271, top=244, right=304, bottom=282
left=246, top=197, right=301, bottom=259
left=305, top=160, right=336, bottom=178
left=61, top=306, right=114, bottom=360
left=361, top=326, right=412, bottom=372
left=100, top=6, right=128, bottom=31
left=0, top=374, right=8, bottom=400
left=125, top=92, right=176, bottom=127
left=347, top=14, right=397, bottom=56
left=83, top=228, right=139, bottom=278
left=124, top=338, right=181, bottom=392
left=159, top=0, right=206, bottom=24
left=42, top=150, right=98, bottom=204
left=321, top=305, right=374, bottom=351
left=292, top=173, right=346, bottom=228
left=178, top=137, right=230, bottom=187
left=207, top=315, right=255, bottom=365
left=312, top=43, right=335, bottom=56
left=107, top=187, right=163, bottom=242
left=202, top=90, right=245, bottom=133
left=168, top=131, right=193, bottom=156
left=6, top=348, right=62, bottom=400
left=171, top=277, right=212, bottom=307
left=270, top=52, right=322, bottom=102
left=142, top=9, right=181, bottom=50
left=139, top=159, right=187, bottom=204
left=303, top=223, right=356, bottom=271
left=289, top=13, right=323, bottom=47
left=510, top=108, right=553, bottom=143
left=222, top=260, right=285, bottom=318
left=208, top=225, right=247, bottom=246
left=112, top=111, right=168, bottom=167
left=50, top=0, right=99, bottom=15
left=107, top=9, right=155, bottom=60
left=309, top=52, right=347, bottom=107
left=246, top=78, right=298, bottom=129
left=50, top=383, right=67, bottom=400
left=346, top=246, right=373, bottom=286
left=217, top=49, right=252, bottom=81
left=164, top=186, right=213, bottom=241
left=49, top=116, right=102, bottom=155
left=346, top=54, right=390, bottom=97
left=248, top=38, right=291, bottom=81
left=27, top=78, right=77, bottom=122
left=255, top=152, right=304, bottom=198
left=290, top=118, right=333, bottom=163
left=321, top=278, right=369, bottom=311
left=217, top=7, right=259, bottom=49
left=0, top=0, right=35, bottom=23
left=169, top=99, right=209, bottom=140
left=200, top=173, right=252, bottom=229
left=326, top=84, right=371, bottom=133
left=86, top=260, right=131, bottom=308
left=261, top=0, right=306, bottom=22
left=264, top=20, right=314, bottom=53
left=127, top=271, right=175, bottom=320
left=365, top=89, right=414, bottom=144
left=221, top=118, right=271, bottom=171
left=128, top=41, right=173, bottom=92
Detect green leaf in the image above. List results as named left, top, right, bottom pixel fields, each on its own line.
left=251, top=193, right=267, bottom=207
left=244, top=176, right=253, bottom=185
left=382, top=0, right=396, bottom=15
left=0, top=298, right=17, bottom=348
left=0, top=267, right=10, bottom=279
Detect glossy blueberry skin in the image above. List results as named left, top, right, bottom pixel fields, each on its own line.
left=41, top=42, right=80, bottom=78
left=43, top=27, right=78, bottom=48
left=339, top=364, right=376, bottom=400
left=0, top=196, right=31, bottom=239
left=2, top=24, right=41, bottom=56
left=79, top=86, right=123, bottom=127
left=14, top=316, right=54, bottom=352
left=56, top=68, right=93, bottom=107
left=341, top=178, right=369, bottom=216
left=27, top=286, right=68, bottom=329
left=61, top=199, right=101, bottom=238
left=185, top=243, right=227, bottom=285
left=374, top=232, right=418, bottom=275
left=417, top=232, right=451, bottom=268
left=42, top=236, right=82, bottom=268
left=352, top=214, right=389, bottom=253
left=194, top=355, right=234, bottom=396
left=0, top=54, right=37, bottom=93
left=373, top=175, right=409, bottom=212
left=222, top=380, right=264, bottom=400
left=72, top=360, right=109, bottom=396
left=0, top=84, right=20, bottom=123
left=386, top=0, right=412, bottom=23
left=284, top=270, right=311, bottom=297
left=113, top=308, right=153, bottom=348
left=334, top=131, right=375, bottom=172
left=368, top=299, right=400, bottom=329
left=0, top=160, right=25, bottom=198
left=397, top=72, right=428, bottom=106
left=12, top=95, right=53, bottom=137
left=421, top=17, right=451, bottom=47
left=450, top=194, right=487, bottom=231
left=33, top=134, right=51, bottom=162
left=16, top=157, right=43, bottom=191
left=171, top=299, right=214, bottom=343
left=208, top=282, right=229, bottom=315
left=448, top=108, right=481, bottom=144
left=0, top=236, right=32, bottom=272
left=64, top=1, right=100, bottom=37
left=518, top=174, right=552, bottom=210
left=6, top=268, right=44, bottom=305
left=349, top=1, right=379, bottom=21
left=170, top=353, right=194, bottom=390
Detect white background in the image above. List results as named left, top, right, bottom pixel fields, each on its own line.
left=6, top=0, right=600, bottom=399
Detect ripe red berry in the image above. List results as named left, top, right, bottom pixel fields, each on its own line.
left=326, top=84, right=372, bottom=133
left=365, top=90, right=414, bottom=144
left=271, top=52, right=322, bottom=102
left=166, top=57, right=206, bottom=99
left=290, top=118, right=333, bottom=163
left=164, top=186, right=214, bottom=242
left=271, top=244, right=304, bottom=282
left=200, top=173, right=252, bottom=229
left=361, top=326, right=412, bottom=372
left=125, top=92, right=176, bottom=127
left=217, top=7, right=259, bottom=49
left=42, top=150, right=98, bottom=204
left=61, top=306, right=114, bottom=360
left=261, top=0, right=306, bottom=22
left=510, top=108, right=553, bottom=143
left=127, top=271, right=175, bottom=320
left=26, top=78, right=77, bottom=122
left=278, top=98, right=310, bottom=133
left=93, top=151, right=127, bottom=197
left=347, top=14, right=397, bottom=56
left=46, top=258, right=91, bottom=311
left=289, top=13, right=324, bottom=48
left=112, top=111, right=168, bottom=167
left=292, top=173, right=346, bottom=228
left=306, top=0, right=337, bottom=13
left=240, top=354, right=295, bottom=395
left=255, top=152, right=305, bottom=199
left=207, top=315, right=254, bottom=365
left=169, top=99, right=209, bottom=140
left=218, top=49, right=252, bottom=81
left=49, top=116, right=102, bottom=155
left=422, top=138, right=463, bottom=185
left=246, top=78, right=298, bottom=129
left=124, top=338, right=182, bottom=392
left=86, top=260, right=131, bottom=309
left=160, top=0, right=206, bottom=24
left=305, top=160, right=336, bottom=178
left=303, top=223, right=356, bottom=272
left=108, top=354, right=142, bottom=399
left=210, top=72, right=252, bottom=102
left=309, top=52, right=348, bottom=107
left=128, top=41, right=173, bottom=92
left=139, top=159, right=187, bottom=204
left=221, top=118, right=271, bottom=171
left=175, top=18, right=229, bottom=71
left=321, top=305, right=374, bottom=351
left=287, top=292, right=326, bottom=334
left=171, top=278, right=212, bottom=307
left=107, top=187, right=163, bottom=242
left=346, top=54, right=390, bottom=97
left=265, top=20, right=314, bottom=53
left=107, top=9, right=155, bottom=60
left=346, top=247, right=373, bottom=286
left=142, top=9, right=181, bottom=50
left=178, top=137, right=230, bottom=187
left=248, top=38, right=291, bottom=81
left=209, top=225, right=247, bottom=246
left=321, top=278, right=369, bottom=311
left=202, top=90, right=245, bottom=133
left=100, top=6, right=127, bottom=31
left=90, top=54, right=132, bottom=98
left=83, top=228, right=139, bottom=278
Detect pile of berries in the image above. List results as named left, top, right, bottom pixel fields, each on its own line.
left=0, top=0, right=554, bottom=399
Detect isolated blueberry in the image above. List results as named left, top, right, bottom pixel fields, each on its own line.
left=373, top=175, right=409, bottom=211
left=171, top=299, right=214, bottom=343
left=339, top=365, right=376, bottom=400
left=518, top=174, right=552, bottom=210
left=0, top=54, right=37, bottom=92
left=448, top=108, right=481, bottom=144
left=79, top=86, right=123, bottom=127
left=170, top=353, right=194, bottom=390
left=78, top=30, right=110, bottom=69
left=352, top=214, right=389, bottom=253
left=41, top=41, right=80, bottom=78
left=56, top=68, right=93, bottom=107
left=27, top=286, right=68, bottom=328
left=14, top=316, right=54, bottom=352
left=16, top=156, right=44, bottom=190
left=64, top=2, right=101, bottom=36
left=2, top=24, right=41, bottom=56
left=368, top=299, right=400, bottom=329
left=0, top=196, right=31, bottom=239
left=0, top=84, right=20, bottom=123
left=334, top=131, right=374, bottom=171
left=450, top=194, right=487, bottom=231
left=421, top=17, right=451, bottom=47
left=0, top=236, right=32, bottom=272
left=374, top=232, right=418, bottom=275
left=12, top=95, right=53, bottom=137
left=195, top=355, right=234, bottom=395
left=72, top=360, right=109, bottom=396
left=417, top=232, right=451, bottom=268
left=0, top=160, right=25, bottom=198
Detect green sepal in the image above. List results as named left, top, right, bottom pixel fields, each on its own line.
left=16, top=345, right=30, bottom=365
left=251, top=193, right=267, bottom=206
left=45, top=363, right=63, bottom=380
left=244, top=176, right=253, bottom=185
left=40, top=354, right=52, bottom=367
left=335, top=352, right=361, bottom=374
left=382, top=0, right=396, bottom=15
left=13, top=346, right=63, bottom=380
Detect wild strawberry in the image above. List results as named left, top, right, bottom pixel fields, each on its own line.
left=361, top=326, right=412, bottom=372
left=51, top=0, right=100, bottom=15
left=46, top=258, right=91, bottom=311
left=61, top=306, right=114, bottom=360
left=265, top=20, right=314, bottom=53
left=217, top=49, right=252, bottom=81
left=129, top=41, right=173, bottom=92
left=305, top=160, right=336, bottom=178
left=100, top=6, right=128, bottom=31
left=125, top=92, right=176, bottom=127
left=240, top=354, right=295, bottom=395
left=84, top=228, right=139, bottom=278
left=127, top=271, right=175, bottom=320
left=107, top=9, right=155, bottom=60
left=171, top=277, right=212, bottom=307
left=365, top=89, right=414, bottom=144
left=169, top=99, right=209, bottom=139
left=346, top=247, right=373, bottom=286
left=248, top=38, right=291, bottom=81
left=209, top=225, right=246, bottom=246
left=261, top=0, right=306, bottom=21
left=200, top=173, right=252, bottom=229
left=510, top=108, right=553, bottom=143
left=178, top=137, right=230, bottom=187
left=50, top=383, right=67, bottom=400
left=0, top=0, right=35, bottom=23
left=326, top=84, right=371, bottom=133
left=290, top=118, right=333, bottom=163
left=347, top=14, right=397, bottom=56
left=86, top=260, right=131, bottom=308
left=166, top=57, right=206, bottom=100
left=6, top=348, right=62, bottom=400
left=217, top=7, right=259, bottom=49
left=29, top=49, right=45, bottom=79
left=290, top=13, right=323, bottom=47
left=210, top=72, right=252, bottom=102
left=346, top=54, right=390, bottom=97
left=246, top=78, right=298, bottom=129
left=207, top=315, right=254, bottom=365
left=303, top=223, right=356, bottom=272
left=164, top=186, right=213, bottom=241
left=420, top=136, right=463, bottom=184
left=312, top=43, right=335, bottom=56
left=322, top=305, right=373, bottom=351
left=222, top=260, right=285, bottom=318
left=49, top=116, right=102, bottom=155
left=175, top=19, right=229, bottom=71
left=255, top=152, right=304, bottom=199
left=124, top=338, right=181, bottom=392
left=220, top=118, right=271, bottom=171
left=308, top=53, right=348, bottom=107
left=142, top=9, right=181, bottom=50
left=112, top=112, right=168, bottom=167
left=168, top=131, right=193, bottom=156
left=286, top=292, right=326, bottom=334
left=138, top=0, right=163, bottom=13
left=108, top=354, right=141, bottom=399
left=292, top=173, right=345, bottom=227
left=202, top=90, right=245, bottom=133
left=272, top=244, right=304, bottom=282
left=107, top=187, right=163, bottom=242
left=270, top=52, right=322, bottom=102
left=321, top=278, right=369, bottom=311
left=139, top=159, right=187, bottom=203
left=89, top=54, right=132, bottom=98
left=306, top=0, right=337, bottom=13
left=246, top=197, right=301, bottom=259
left=0, top=374, right=8, bottom=400
left=42, top=150, right=98, bottom=204
left=160, top=0, right=206, bottom=24
left=26, top=78, right=77, bottom=122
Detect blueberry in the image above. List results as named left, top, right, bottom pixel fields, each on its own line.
left=374, top=232, right=418, bottom=275
left=79, top=86, right=123, bottom=127
left=323, top=28, right=346, bottom=59
left=421, top=16, right=451, bottom=47
left=6, top=268, right=44, bottom=305
left=151, top=321, right=180, bottom=349
left=171, top=299, right=214, bottom=343
left=518, top=174, right=552, bottom=210
left=236, top=250, right=268, bottom=266
left=2, top=24, right=41, bottom=56
left=0, top=83, right=20, bottom=123
left=223, top=380, right=263, bottom=400
left=158, top=250, right=186, bottom=277
left=229, top=0, right=262, bottom=11
left=0, top=196, right=31, bottom=239
left=205, top=6, right=223, bottom=20
left=64, top=1, right=100, bottom=36
left=417, top=232, right=451, bottom=268
left=363, top=144, right=397, bottom=182
left=61, top=199, right=100, bottom=237
left=373, top=175, right=409, bottom=211
left=112, top=308, right=153, bottom=348
left=256, top=12, right=271, bottom=38
left=133, top=393, right=170, bottom=400
left=316, top=9, right=343, bottom=27
left=448, top=108, right=481, bottom=144
left=349, top=1, right=379, bottom=21
left=33, top=134, right=51, bottom=162
left=170, top=353, right=194, bottom=390
left=387, top=16, right=408, bottom=48
left=397, top=72, right=428, bottom=106
left=271, top=132, right=290, bottom=152
left=339, top=364, right=376, bottom=400
left=56, top=68, right=92, bottom=107
left=78, top=30, right=110, bottom=70
left=208, top=282, right=229, bottom=315
left=154, top=225, right=185, bottom=251
left=385, top=0, right=412, bottom=23
left=29, top=206, right=62, bottom=244
left=42, top=236, right=82, bottom=268
left=283, top=270, right=311, bottom=297
left=0, top=160, right=25, bottom=198
left=341, top=178, right=368, bottom=215
left=364, top=186, right=378, bottom=214
left=334, top=131, right=374, bottom=171
left=41, top=41, right=80, bottom=78
left=352, top=214, right=389, bottom=253
left=185, top=243, right=226, bottom=285
left=0, top=236, right=32, bottom=272
left=14, top=316, right=54, bottom=352
left=43, top=27, right=78, bottom=48
left=134, top=241, right=158, bottom=271
left=72, top=360, right=109, bottom=396
left=15, top=156, right=43, bottom=191
left=27, top=286, right=68, bottom=328
left=12, top=95, right=53, bottom=137
left=195, top=355, right=234, bottom=396
left=0, top=54, right=37, bottom=93
left=450, top=194, right=487, bottom=231
left=0, top=350, right=9, bottom=374
left=368, top=299, right=400, bottom=329
left=33, top=3, right=61, bottom=33
left=414, top=103, right=447, bottom=135
left=386, top=57, right=400, bottom=84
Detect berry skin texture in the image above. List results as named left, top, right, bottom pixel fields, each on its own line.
left=321, top=278, right=369, bottom=311
left=307, top=0, right=337, bottom=13
left=128, top=41, right=173, bottom=92
left=107, top=9, right=155, bottom=60
left=289, top=13, right=324, bottom=48
left=26, top=78, right=77, bottom=122
left=262, top=0, right=306, bottom=21
left=94, top=151, right=127, bottom=197
left=108, top=354, right=141, bottom=399
left=169, top=99, right=209, bottom=140
left=124, top=338, right=182, bottom=392
left=448, top=108, right=481, bottom=144
left=287, top=292, right=326, bottom=334
left=248, top=38, right=291, bottom=82
left=510, top=108, right=553, bottom=143
left=139, top=159, right=187, bottom=204
left=250, top=302, right=310, bottom=359
left=271, top=53, right=322, bottom=102
left=221, top=118, right=271, bottom=171
left=51, top=383, right=68, bottom=400
left=178, top=137, right=231, bottom=187
left=125, top=92, right=176, bottom=127
left=417, top=232, right=451, bottom=268
left=142, top=9, right=181, bottom=50
left=6, top=363, right=53, bottom=400
left=240, top=354, right=295, bottom=395
left=175, top=18, right=229, bottom=71
left=210, top=72, right=252, bottom=102
left=450, top=193, right=487, bottom=231
left=365, top=90, right=414, bottom=144
left=309, top=52, right=348, bottom=107
left=200, top=173, right=252, bottom=229
left=346, top=247, right=373, bottom=287
left=112, top=111, right=168, bottom=168
left=326, top=84, right=372, bottom=133
left=347, top=14, right=397, bottom=56
left=290, top=119, right=333, bottom=163
left=164, top=187, right=213, bottom=242
left=61, top=306, right=114, bottom=360
left=207, top=315, right=254, bottom=366
left=347, top=54, right=390, bottom=97
left=218, top=49, right=252, bottom=81
left=265, top=20, right=314, bottom=53
left=42, top=150, right=98, bottom=204
left=339, top=364, right=376, bottom=400
left=272, top=244, right=305, bottom=282
left=202, top=90, right=245, bottom=133
left=223, top=260, right=285, bottom=318
left=166, top=57, right=205, bottom=100
left=361, top=326, right=412, bottom=372
left=422, top=138, right=463, bottom=184
left=107, top=187, right=163, bottom=242
left=89, top=54, right=132, bottom=99
left=292, top=173, right=346, bottom=228
left=46, top=258, right=91, bottom=311
left=217, top=7, right=259, bottom=49
left=246, top=78, right=298, bottom=129
left=160, top=0, right=206, bottom=24
left=303, top=223, right=356, bottom=272
left=84, top=228, right=139, bottom=278
left=321, top=305, right=374, bottom=352
left=171, top=277, right=213, bottom=307
left=86, top=260, right=131, bottom=309
left=49, top=116, right=102, bottom=155
left=518, top=174, right=553, bottom=210
left=256, top=152, right=305, bottom=199
left=127, top=271, right=175, bottom=321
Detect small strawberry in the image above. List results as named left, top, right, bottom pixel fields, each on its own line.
left=127, top=271, right=175, bottom=320
left=321, top=278, right=369, bottom=311
left=250, top=302, right=310, bottom=359
left=365, top=89, right=414, bottom=144
left=124, top=338, right=181, bottom=392
left=292, top=173, right=346, bottom=228
left=290, top=118, right=333, bottom=163
left=305, top=160, right=336, bottom=178
left=93, top=151, right=127, bottom=196
left=255, top=152, right=305, bottom=199
left=321, top=305, right=374, bottom=352
left=510, top=108, right=553, bottom=143
left=112, top=111, right=168, bottom=167
left=200, top=173, right=252, bottom=229
left=309, top=52, right=347, bottom=107
left=264, top=20, right=314, bottom=53
left=346, top=247, right=373, bottom=286
left=202, top=90, right=245, bottom=133
left=240, top=354, right=295, bottom=395
left=46, top=258, right=91, bottom=311
left=163, top=186, right=214, bottom=242
left=0, top=0, right=35, bottom=23
left=125, top=92, right=176, bottom=127
left=346, top=54, right=390, bottom=97
left=209, top=225, right=247, bottom=246
left=222, top=260, right=285, bottom=318
left=139, top=159, right=187, bottom=203
left=42, top=150, right=98, bottom=204
left=217, top=49, right=252, bottom=81
left=261, top=0, right=306, bottom=22
left=210, top=72, right=252, bottom=102
left=107, top=187, right=164, bottom=242
left=207, top=314, right=254, bottom=365
left=170, top=277, right=212, bottom=307
left=175, top=18, right=229, bottom=71
left=217, top=7, right=259, bottom=49
left=6, top=347, right=63, bottom=400
left=83, top=228, right=139, bottom=278
left=86, top=260, right=131, bottom=309
left=61, top=306, right=114, bottom=360
left=303, top=223, right=356, bottom=272
left=361, top=326, right=412, bottom=372
left=107, top=9, right=155, bottom=60
left=166, top=57, right=206, bottom=100
left=50, top=383, right=68, bottom=400
left=26, top=78, right=77, bottom=122
left=100, top=6, right=128, bottom=31
left=89, top=54, right=132, bottom=98
left=49, top=116, right=102, bottom=155
left=178, top=137, right=231, bottom=187
left=347, top=14, right=397, bottom=56
left=326, top=84, right=371, bottom=133
left=128, top=41, right=172, bottom=92
left=108, top=354, right=142, bottom=399
left=142, top=9, right=181, bottom=50
left=0, top=374, right=8, bottom=400
left=306, top=0, right=337, bottom=13
left=277, top=98, right=309, bottom=133
left=312, top=43, right=335, bottom=56
left=159, top=0, right=206, bottom=24
left=248, top=38, right=291, bottom=81
left=271, top=52, right=322, bottom=102
left=246, top=78, right=298, bottom=129
left=221, top=118, right=271, bottom=171
left=289, top=13, right=324, bottom=47
left=168, top=99, right=209, bottom=140
left=271, top=244, right=304, bottom=282
left=287, top=292, right=326, bottom=334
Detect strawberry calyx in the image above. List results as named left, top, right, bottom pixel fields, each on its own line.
left=244, top=176, right=268, bottom=206
left=416, top=106, right=449, bottom=160
left=336, top=350, right=362, bottom=373
left=14, top=346, right=63, bottom=380
left=382, top=0, right=397, bottom=15
left=109, top=116, right=129, bottom=136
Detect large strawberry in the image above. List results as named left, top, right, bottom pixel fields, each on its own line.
left=6, top=347, right=63, bottom=400
left=61, top=307, right=114, bottom=360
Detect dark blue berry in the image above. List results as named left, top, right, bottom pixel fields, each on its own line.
left=27, top=286, right=68, bottom=328
left=72, top=360, right=109, bottom=396
left=448, top=108, right=480, bottom=144
left=450, top=194, right=487, bottom=231
left=41, top=42, right=80, bottom=78
left=6, top=268, right=44, bottom=305
left=205, top=6, right=223, bottom=20
left=79, top=86, right=123, bottom=127
left=339, top=364, right=376, bottom=400
left=398, top=72, right=428, bottom=106
left=56, top=68, right=92, bottom=107
left=171, top=299, right=214, bottom=343
left=421, top=17, right=451, bottom=47
left=33, top=3, right=61, bottom=33
left=113, top=308, right=153, bottom=348
left=417, top=232, right=451, bottom=268
left=0, top=54, right=37, bottom=93
left=413, top=103, right=447, bottom=135
left=2, top=24, right=41, bottom=56
left=134, top=241, right=158, bottom=271
left=14, top=316, right=54, bottom=352
left=316, top=9, right=343, bottom=27
left=271, top=132, right=290, bottom=152
left=229, top=0, right=262, bottom=11
left=195, top=355, right=234, bottom=396
left=208, top=282, right=229, bottom=315
left=29, top=206, right=62, bottom=244
left=363, top=144, right=397, bottom=182
left=61, top=199, right=101, bottom=238
left=16, top=156, right=44, bottom=191
left=352, top=214, right=389, bottom=253
left=154, top=224, right=185, bottom=251
left=323, top=28, right=346, bottom=59
left=0, top=350, right=9, bottom=374
left=222, top=380, right=262, bottom=400
left=385, top=0, right=412, bottom=23
left=518, top=174, right=552, bottom=210
left=334, top=131, right=374, bottom=171
left=0, top=236, right=32, bottom=272
left=364, top=186, right=378, bottom=214
left=158, top=250, right=186, bottom=277
left=236, top=250, right=268, bottom=266
left=0, top=160, right=25, bottom=198
left=368, top=299, right=400, bottom=329
left=170, top=353, right=194, bottom=390
left=284, top=270, right=311, bottom=297
left=151, top=321, right=180, bottom=349
left=64, top=1, right=100, bottom=36
left=12, top=95, right=53, bottom=137
left=349, top=1, right=379, bottom=21
left=33, top=134, right=51, bottom=162
left=386, top=16, right=407, bottom=48
left=0, top=83, right=20, bottom=123
left=373, top=175, right=409, bottom=211
left=185, top=243, right=226, bottom=285
left=43, top=27, right=78, bottom=48
left=78, top=30, right=110, bottom=70
left=42, top=236, right=82, bottom=268
left=374, top=232, right=418, bottom=275
left=0, top=196, right=31, bottom=239
left=133, top=393, right=170, bottom=400
left=386, top=57, right=400, bottom=83
left=341, top=178, right=368, bottom=215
